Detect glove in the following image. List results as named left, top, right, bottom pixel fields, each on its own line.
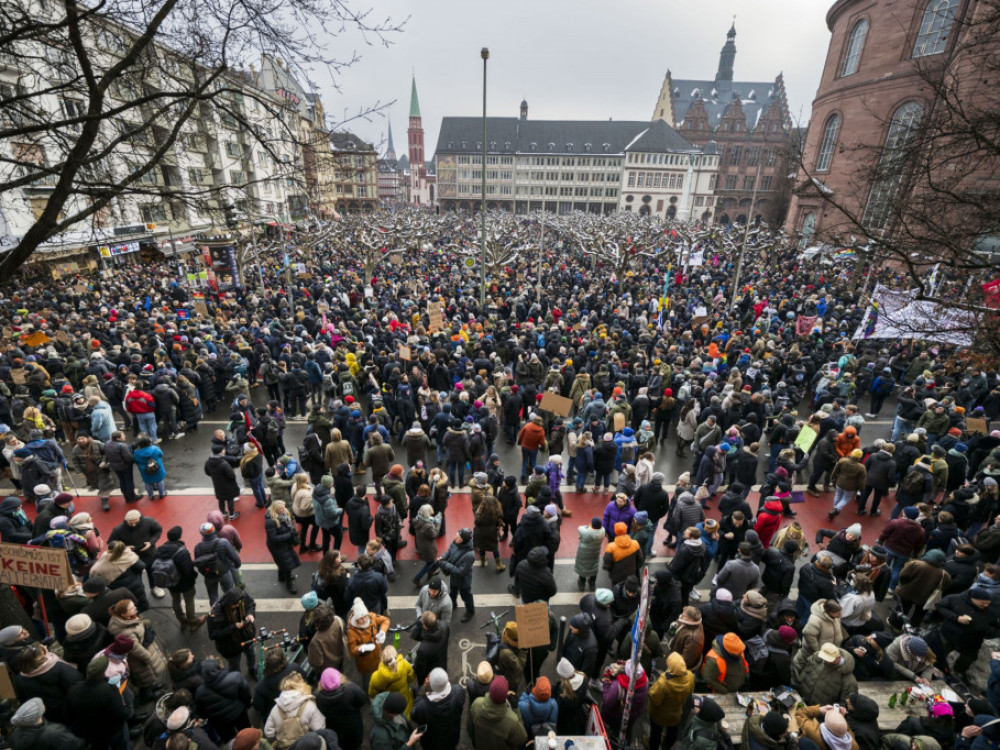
left=375, top=631, right=386, bottom=645
left=358, top=643, right=376, bottom=653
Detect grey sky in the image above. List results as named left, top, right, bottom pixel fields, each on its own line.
left=314, top=0, right=832, bottom=157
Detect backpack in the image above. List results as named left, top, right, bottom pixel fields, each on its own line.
left=264, top=417, right=281, bottom=445
left=743, top=634, right=770, bottom=670
left=876, top=377, right=894, bottom=396
left=620, top=440, right=637, bottom=464
left=900, top=468, right=925, bottom=496
left=340, top=379, right=354, bottom=397
left=273, top=702, right=308, bottom=750
left=193, top=539, right=223, bottom=578
left=694, top=726, right=737, bottom=750
left=151, top=548, right=182, bottom=589
left=144, top=457, right=160, bottom=475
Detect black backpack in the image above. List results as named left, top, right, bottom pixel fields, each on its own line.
left=695, top=727, right=737, bottom=750
left=193, top=539, right=223, bottom=578
left=151, top=548, right=183, bottom=588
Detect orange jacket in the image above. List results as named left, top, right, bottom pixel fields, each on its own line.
left=517, top=421, right=547, bottom=451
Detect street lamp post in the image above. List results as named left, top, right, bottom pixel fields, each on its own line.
left=730, top=160, right=763, bottom=307
left=480, top=47, right=489, bottom=309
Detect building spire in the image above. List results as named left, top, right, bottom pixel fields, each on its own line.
left=717, top=21, right=737, bottom=82
left=385, top=121, right=396, bottom=161
left=409, top=75, right=421, bottom=119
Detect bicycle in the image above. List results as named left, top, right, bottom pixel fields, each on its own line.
left=241, top=626, right=310, bottom=682
left=388, top=621, right=417, bottom=662
left=479, top=609, right=509, bottom=664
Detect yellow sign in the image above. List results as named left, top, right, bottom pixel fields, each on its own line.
left=464, top=257, right=476, bottom=268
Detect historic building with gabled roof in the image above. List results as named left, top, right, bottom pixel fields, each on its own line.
left=650, top=24, right=795, bottom=225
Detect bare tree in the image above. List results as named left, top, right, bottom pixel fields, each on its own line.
left=0, top=0, right=404, bottom=276
left=790, top=0, right=1000, bottom=348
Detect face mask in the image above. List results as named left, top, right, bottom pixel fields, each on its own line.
left=108, top=674, right=122, bottom=686
left=66, top=503, right=75, bottom=515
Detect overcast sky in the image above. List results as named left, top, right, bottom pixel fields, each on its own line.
left=312, top=0, right=832, bottom=157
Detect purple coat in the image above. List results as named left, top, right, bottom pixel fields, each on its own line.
left=545, top=462, right=563, bottom=495
left=603, top=499, right=636, bottom=537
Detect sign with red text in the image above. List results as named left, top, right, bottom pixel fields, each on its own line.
left=0, top=543, right=74, bottom=590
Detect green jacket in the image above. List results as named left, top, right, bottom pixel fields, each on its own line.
left=382, top=477, right=408, bottom=520
left=468, top=695, right=528, bottom=750
left=370, top=691, right=411, bottom=750
left=791, top=648, right=858, bottom=706
left=741, top=714, right=799, bottom=750
left=682, top=714, right=727, bottom=750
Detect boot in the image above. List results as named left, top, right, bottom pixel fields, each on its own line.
left=286, top=579, right=298, bottom=594
left=560, top=508, right=572, bottom=517
left=806, top=487, right=820, bottom=497
left=479, top=556, right=487, bottom=567
left=578, top=576, right=586, bottom=591
left=187, top=615, right=208, bottom=631
left=101, top=497, right=111, bottom=511
left=588, top=578, right=596, bottom=590
left=495, top=559, right=506, bottom=573
left=461, top=610, right=476, bottom=623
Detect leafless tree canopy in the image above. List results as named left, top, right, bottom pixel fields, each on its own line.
left=0, top=0, right=404, bottom=276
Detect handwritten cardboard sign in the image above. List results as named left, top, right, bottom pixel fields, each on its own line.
left=539, top=392, right=573, bottom=418
left=0, top=543, right=74, bottom=590
left=966, top=417, right=988, bottom=435
left=515, top=601, right=551, bottom=649
left=0, top=665, right=14, bottom=700
left=398, top=345, right=411, bottom=362
left=794, top=425, right=817, bottom=453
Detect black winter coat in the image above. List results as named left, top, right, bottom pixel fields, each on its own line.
left=514, top=546, right=558, bottom=603
left=13, top=658, right=83, bottom=724
left=170, top=660, right=205, bottom=694
left=0, top=501, right=32, bottom=543
left=252, top=663, right=306, bottom=717
left=103, top=440, right=134, bottom=472
left=412, top=621, right=450, bottom=682
left=760, top=548, right=796, bottom=598
left=65, top=674, right=132, bottom=747
left=561, top=628, right=598, bottom=676
left=62, top=622, right=113, bottom=675
left=634, top=482, right=669, bottom=521
left=669, top=540, right=707, bottom=585
left=345, top=495, right=373, bottom=546
left=195, top=659, right=251, bottom=726
left=207, top=590, right=257, bottom=658
left=510, top=512, right=552, bottom=571
left=411, top=686, right=467, bottom=750
left=699, top=599, right=738, bottom=647
left=593, top=441, right=617, bottom=473
left=204, top=455, right=241, bottom=499
left=155, top=540, right=198, bottom=592
left=345, top=569, right=388, bottom=614
left=796, top=561, right=837, bottom=603
left=865, top=450, right=897, bottom=491
left=107, top=517, right=162, bottom=553
left=81, top=587, right=137, bottom=627
left=315, top=683, right=367, bottom=750
left=935, top=591, right=1000, bottom=647
left=264, top=515, right=301, bottom=572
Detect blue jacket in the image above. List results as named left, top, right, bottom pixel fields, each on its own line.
left=90, top=401, right=115, bottom=443
left=304, top=360, right=323, bottom=385
left=518, top=692, right=558, bottom=728
left=134, top=445, right=166, bottom=483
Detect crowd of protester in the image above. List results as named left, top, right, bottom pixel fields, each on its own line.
left=2, top=214, right=1000, bottom=749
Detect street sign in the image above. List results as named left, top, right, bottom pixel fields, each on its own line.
left=620, top=566, right=650, bottom=747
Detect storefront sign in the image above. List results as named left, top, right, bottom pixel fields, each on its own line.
left=97, top=241, right=140, bottom=257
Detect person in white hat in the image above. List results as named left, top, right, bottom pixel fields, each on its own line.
left=108, top=509, right=165, bottom=598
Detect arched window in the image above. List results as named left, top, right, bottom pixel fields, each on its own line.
left=816, top=114, right=841, bottom=171
left=913, top=0, right=957, bottom=57
left=841, top=19, right=868, bottom=76
left=863, top=101, right=924, bottom=229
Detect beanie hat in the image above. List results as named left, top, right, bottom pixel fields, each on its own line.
left=383, top=692, right=408, bottom=715
left=489, top=676, right=509, bottom=704
left=715, top=588, right=732, bottom=602
left=428, top=577, right=443, bottom=591
left=167, top=525, right=183, bottom=542
left=970, top=586, right=991, bottom=600
left=907, top=637, right=929, bottom=657
left=824, top=709, right=849, bottom=736
left=532, top=676, right=552, bottom=702
left=556, top=657, right=575, bottom=679
left=459, top=528, right=473, bottom=542
left=301, top=591, right=319, bottom=610
left=390, top=464, right=404, bottom=477
left=124, top=509, right=141, bottom=522
left=698, top=697, right=725, bottom=723
left=321, top=474, right=334, bottom=487
left=595, top=589, right=614, bottom=606
left=634, top=511, right=649, bottom=525
left=65, top=614, right=94, bottom=638
left=320, top=668, right=341, bottom=691
left=232, top=729, right=264, bottom=750
left=845, top=523, right=862, bottom=537
left=166, top=707, right=190, bottom=731
left=82, top=576, right=107, bottom=594
left=32, top=484, right=51, bottom=496
left=923, top=549, right=945, bottom=566
left=704, top=518, right=719, bottom=531
left=109, top=634, right=134, bottom=656
left=569, top=613, right=591, bottom=631
left=544, top=504, right=559, bottom=517
left=778, top=625, right=798, bottom=644
left=850, top=449, right=863, bottom=459
left=783, top=540, right=800, bottom=555
left=476, top=661, right=494, bottom=684
left=200, top=522, right=215, bottom=535
left=722, top=633, right=745, bottom=656
left=428, top=668, right=450, bottom=694
left=11, top=697, right=44, bottom=727
left=87, top=654, right=109, bottom=679
left=903, top=506, right=919, bottom=519
left=614, top=522, right=627, bottom=536
left=762, top=711, right=789, bottom=739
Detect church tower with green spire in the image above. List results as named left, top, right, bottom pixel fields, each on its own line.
left=407, top=75, right=427, bottom=204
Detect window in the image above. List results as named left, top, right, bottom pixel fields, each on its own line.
left=187, top=167, right=204, bottom=184
left=627, top=172, right=636, bottom=187
left=230, top=169, right=246, bottom=185
left=696, top=196, right=705, bottom=206
left=61, top=97, right=85, bottom=121
left=226, top=141, right=241, bottom=158
left=743, top=175, right=756, bottom=191
left=709, top=174, right=718, bottom=190
left=863, top=101, right=924, bottom=229
left=842, top=19, right=868, bottom=75
left=760, top=176, right=772, bottom=191
left=816, top=114, right=841, bottom=171
left=676, top=174, right=684, bottom=190
left=140, top=203, right=168, bottom=223
left=653, top=174, right=662, bottom=188
left=725, top=175, right=738, bottom=190
left=727, top=145, right=743, bottom=166
left=913, top=0, right=956, bottom=57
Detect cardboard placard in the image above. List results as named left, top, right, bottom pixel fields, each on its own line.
left=794, top=425, right=817, bottom=453
left=0, top=543, right=74, bottom=590
left=73, top=283, right=89, bottom=294
left=193, top=301, right=209, bottom=317
left=538, top=392, right=573, bottom=417
left=691, top=316, right=711, bottom=329
left=0, top=664, right=14, bottom=700
left=515, top=601, right=551, bottom=649
left=1, top=327, right=12, bottom=341
left=398, top=345, right=411, bottom=361
left=966, top=417, right=988, bottom=435
left=56, top=330, right=70, bottom=345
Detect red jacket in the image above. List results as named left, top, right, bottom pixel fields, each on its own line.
left=517, top=421, right=547, bottom=451
left=125, top=389, right=156, bottom=414
left=877, top=518, right=926, bottom=557
left=753, top=499, right=783, bottom=548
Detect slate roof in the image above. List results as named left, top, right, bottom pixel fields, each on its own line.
left=435, top=117, right=697, bottom=156
left=330, top=132, right=375, bottom=152
left=671, top=78, right=782, bottom=131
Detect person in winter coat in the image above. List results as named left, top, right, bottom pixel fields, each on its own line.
left=574, top=518, right=605, bottom=590
left=761, top=540, right=799, bottom=601
left=669, top=606, right=705, bottom=670
left=474, top=488, right=506, bottom=571
left=668, top=491, right=706, bottom=545
left=601, top=660, right=648, bottom=743
left=592, top=432, right=618, bottom=491
left=438, top=528, right=476, bottom=622
left=681, top=696, right=727, bottom=750
left=346, top=598, right=391, bottom=692
left=89, top=540, right=150, bottom=612
left=741, top=710, right=801, bottom=750
left=858, top=443, right=897, bottom=516
left=306, top=604, right=346, bottom=675
left=370, top=690, right=422, bottom=750
left=792, top=643, right=858, bottom=706
left=843, top=692, right=880, bottom=750
left=263, top=670, right=325, bottom=744
left=133, top=434, right=166, bottom=500
left=207, top=587, right=257, bottom=676
left=793, top=705, right=859, bottom=750
left=410, top=668, right=466, bottom=750
left=670, top=526, right=707, bottom=603
left=70, top=435, right=116, bottom=510
left=715, top=542, right=762, bottom=602
left=797, top=599, right=846, bottom=661
left=560, top=613, right=598, bottom=677
left=64, top=654, right=132, bottom=749
left=7, top=697, right=85, bottom=750
left=829, top=449, right=867, bottom=520
left=467, top=675, right=528, bottom=750
left=410, top=609, right=449, bottom=685
left=877, top=507, right=929, bottom=590
left=513, top=545, right=558, bottom=604
left=11, top=643, right=83, bottom=726
left=701, top=633, right=749, bottom=694
left=885, top=634, right=936, bottom=685
left=897, top=549, right=951, bottom=629
left=700, top=589, right=739, bottom=655
left=518, top=676, right=558, bottom=733
left=368, top=645, right=417, bottom=718
left=754, top=496, right=784, bottom=548
left=508, top=505, right=552, bottom=589
left=312, top=474, right=343, bottom=553
left=107, top=598, right=169, bottom=694
left=808, top=429, right=842, bottom=496
left=603, top=521, right=643, bottom=585
left=402, top=422, right=431, bottom=466
left=796, top=555, right=838, bottom=624
left=0, top=495, right=33, bottom=543
left=648, top=651, right=696, bottom=750
left=194, top=655, right=253, bottom=742
left=61, top=613, right=112, bottom=675
left=205, top=445, right=242, bottom=521
left=602, top=492, right=636, bottom=540
left=315, top=667, right=367, bottom=750
left=265, top=501, right=301, bottom=594
left=345, top=484, right=374, bottom=555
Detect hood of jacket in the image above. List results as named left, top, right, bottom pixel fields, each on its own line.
left=0, top=497, right=22, bottom=515
left=527, top=546, right=549, bottom=567
left=274, top=689, right=314, bottom=713
left=847, top=692, right=880, bottom=723
left=313, top=484, right=332, bottom=504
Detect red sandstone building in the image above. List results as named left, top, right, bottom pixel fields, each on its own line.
left=786, top=0, right=985, bottom=247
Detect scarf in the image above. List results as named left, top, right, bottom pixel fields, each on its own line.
left=820, top=724, right=854, bottom=750
left=22, top=651, right=62, bottom=677
left=428, top=681, right=452, bottom=702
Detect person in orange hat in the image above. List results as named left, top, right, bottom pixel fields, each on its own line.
left=518, top=676, right=557, bottom=734
left=701, top=632, right=748, bottom=694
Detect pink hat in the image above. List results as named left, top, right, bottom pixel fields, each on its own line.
left=320, top=667, right=341, bottom=691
